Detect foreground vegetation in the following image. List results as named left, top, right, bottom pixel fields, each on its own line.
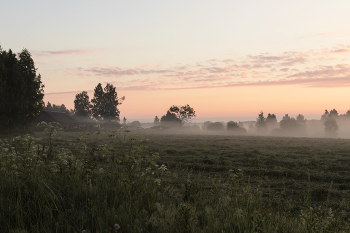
left=1, top=125, right=350, bottom=232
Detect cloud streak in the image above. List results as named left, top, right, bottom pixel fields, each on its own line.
left=33, top=49, right=89, bottom=56
left=62, top=44, right=350, bottom=90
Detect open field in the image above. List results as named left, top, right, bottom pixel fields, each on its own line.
left=140, top=132, right=350, bottom=209
left=1, top=128, right=350, bottom=232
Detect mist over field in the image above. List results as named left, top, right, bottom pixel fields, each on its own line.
left=3, top=0, right=350, bottom=231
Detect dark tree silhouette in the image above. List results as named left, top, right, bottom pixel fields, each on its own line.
left=74, top=91, right=91, bottom=117
left=168, top=104, right=196, bottom=127
left=160, top=111, right=181, bottom=127
left=91, top=83, right=122, bottom=121
left=45, top=103, right=70, bottom=114
left=103, top=83, right=120, bottom=120
left=91, top=83, right=105, bottom=120
left=0, top=47, right=44, bottom=130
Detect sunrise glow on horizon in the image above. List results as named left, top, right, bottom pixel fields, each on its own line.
left=2, top=0, right=350, bottom=120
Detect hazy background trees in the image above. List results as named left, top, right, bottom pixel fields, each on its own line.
left=154, top=116, right=159, bottom=126
left=322, top=109, right=339, bottom=137
left=160, top=104, right=196, bottom=128
left=255, top=111, right=267, bottom=133
left=266, top=113, right=277, bottom=130
left=227, top=121, right=247, bottom=134
left=168, top=104, right=196, bottom=127
left=45, top=102, right=70, bottom=114
left=0, top=47, right=44, bottom=130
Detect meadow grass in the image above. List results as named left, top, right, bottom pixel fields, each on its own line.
left=1, top=125, right=350, bottom=232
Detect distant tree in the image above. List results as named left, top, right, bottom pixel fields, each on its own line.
left=346, top=109, right=350, bottom=117
left=129, top=121, right=141, bottom=128
left=280, top=114, right=298, bottom=130
left=324, top=116, right=339, bottom=136
left=329, top=109, right=339, bottom=118
left=296, top=114, right=305, bottom=122
left=256, top=111, right=267, bottom=132
left=160, top=111, right=181, bottom=127
left=91, top=83, right=104, bottom=120
left=202, top=121, right=212, bottom=130
left=45, top=102, right=70, bottom=114
left=74, top=91, right=91, bottom=117
left=123, top=117, right=127, bottom=125
left=266, top=113, right=278, bottom=130
left=207, top=122, right=225, bottom=131
left=154, top=116, right=160, bottom=126
left=91, top=83, right=122, bottom=121
left=227, top=121, right=239, bottom=130
left=227, top=120, right=247, bottom=134
left=321, top=109, right=329, bottom=121
left=0, top=47, right=44, bottom=129
left=45, top=102, right=53, bottom=111
left=103, top=83, right=120, bottom=120
left=168, top=104, right=196, bottom=127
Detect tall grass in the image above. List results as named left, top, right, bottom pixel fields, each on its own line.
left=0, top=123, right=349, bottom=232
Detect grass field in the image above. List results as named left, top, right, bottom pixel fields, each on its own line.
left=1, top=126, right=350, bottom=232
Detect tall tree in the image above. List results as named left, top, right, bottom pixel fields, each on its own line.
left=168, top=104, right=196, bottom=127
left=18, top=49, right=45, bottom=128
left=91, top=83, right=121, bottom=121
left=91, top=83, right=105, bottom=120
left=103, top=83, right=120, bottom=120
left=0, top=47, right=44, bottom=130
left=74, top=91, right=91, bottom=117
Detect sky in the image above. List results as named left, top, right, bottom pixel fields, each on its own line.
left=1, top=0, right=350, bottom=121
